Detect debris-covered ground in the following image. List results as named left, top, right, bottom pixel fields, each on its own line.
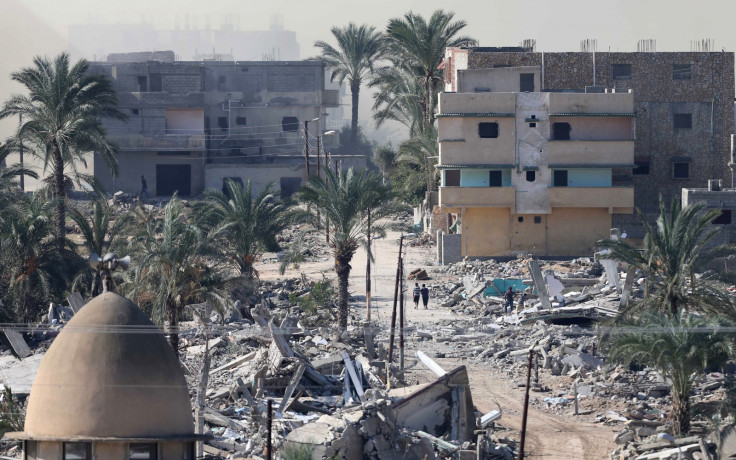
left=0, top=209, right=735, bottom=459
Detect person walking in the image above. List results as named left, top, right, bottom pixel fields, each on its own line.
left=420, top=284, right=430, bottom=309
left=412, top=283, right=421, bottom=309
left=504, top=286, right=515, bottom=314
left=139, top=175, right=150, bottom=199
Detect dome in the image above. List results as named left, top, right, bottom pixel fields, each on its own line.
left=23, top=292, right=194, bottom=439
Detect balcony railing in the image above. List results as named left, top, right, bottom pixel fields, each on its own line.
left=109, top=133, right=205, bottom=151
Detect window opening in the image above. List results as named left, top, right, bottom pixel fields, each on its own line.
left=673, top=64, right=692, bottom=80
left=534, top=216, right=542, bottom=224
left=137, top=76, right=147, bottom=92
left=528, top=114, right=537, bottom=128
left=553, top=170, right=568, bottom=187
left=713, top=210, right=732, bottom=225
left=218, top=75, right=226, bottom=84
left=478, top=122, right=499, bottom=138
left=236, top=116, right=247, bottom=126
left=673, top=113, right=692, bottom=129
left=673, top=162, right=689, bottom=179
left=149, top=73, right=163, bottom=92
left=552, top=122, right=571, bottom=140
left=518, top=216, right=524, bottom=223
left=129, top=443, right=158, bottom=460
left=520, top=73, right=535, bottom=92
left=64, top=443, right=91, bottom=460
left=217, top=117, right=228, bottom=132
left=131, top=108, right=139, bottom=115
left=526, top=170, right=536, bottom=182
left=445, top=170, right=460, bottom=186
left=489, top=170, right=503, bottom=187
left=633, top=159, right=650, bottom=175
left=282, top=117, right=299, bottom=132
left=612, top=64, right=632, bottom=80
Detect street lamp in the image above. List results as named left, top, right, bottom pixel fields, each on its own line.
left=303, top=118, right=321, bottom=180
left=316, top=130, right=337, bottom=180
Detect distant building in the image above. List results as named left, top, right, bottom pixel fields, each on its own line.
left=682, top=179, right=736, bottom=246
left=443, top=47, right=735, bottom=237
left=436, top=65, right=635, bottom=260
left=86, top=52, right=357, bottom=198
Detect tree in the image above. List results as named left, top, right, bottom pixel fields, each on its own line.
left=298, top=168, right=404, bottom=331
left=314, top=23, right=383, bottom=149
left=609, top=311, right=734, bottom=434
left=129, top=196, right=233, bottom=358
left=597, top=197, right=735, bottom=320
left=194, top=179, right=292, bottom=280
left=379, top=10, right=476, bottom=130
left=0, top=53, right=125, bottom=245
left=396, top=125, right=439, bottom=193
left=369, top=65, right=424, bottom=135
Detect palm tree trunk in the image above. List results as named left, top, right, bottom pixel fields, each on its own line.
left=366, top=209, right=371, bottom=322
left=350, top=80, right=360, bottom=150
left=336, top=256, right=352, bottom=331
left=168, top=305, right=180, bottom=359
left=672, top=390, right=690, bottom=435
left=53, top=144, right=66, bottom=246
left=424, top=76, right=433, bottom=131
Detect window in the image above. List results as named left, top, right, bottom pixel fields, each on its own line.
left=713, top=210, right=732, bottom=225
left=217, top=116, right=228, bottom=132
left=282, top=116, right=299, bottom=132
left=534, top=216, right=542, bottom=224
left=528, top=115, right=537, bottom=128
left=129, top=443, right=158, bottom=460
left=445, top=170, right=460, bottom=186
left=236, top=116, right=247, bottom=126
left=518, top=216, right=524, bottom=223
left=612, top=64, right=632, bottom=80
left=64, top=443, right=91, bottom=460
left=673, top=113, right=692, bottom=129
left=131, top=108, right=139, bottom=115
left=478, top=122, right=499, bottom=138
left=149, top=73, right=163, bottom=92
left=489, top=170, right=502, bottom=187
left=553, top=170, right=568, bottom=187
left=552, top=122, right=571, bottom=140
left=673, top=162, right=689, bottom=179
left=474, top=87, right=491, bottom=92
left=526, top=170, right=536, bottom=182
left=633, top=159, right=650, bottom=175
left=137, top=76, right=148, bottom=92
left=520, top=73, right=535, bottom=92
left=218, top=75, right=226, bottom=84
left=673, top=64, right=692, bottom=80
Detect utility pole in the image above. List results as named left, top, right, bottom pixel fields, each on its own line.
left=518, top=341, right=539, bottom=460
left=303, top=120, right=311, bottom=181
left=366, top=209, right=371, bottom=322
left=325, top=150, right=331, bottom=244
left=266, top=399, right=273, bottom=460
left=399, top=245, right=405, bottom=372
left=388, top=234, right=404, bottom=363
left=19, top=114, right=24, bottom=191
left=316, top=135, right=322, bottom=180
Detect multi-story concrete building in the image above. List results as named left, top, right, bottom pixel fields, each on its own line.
left=443, top=47, right=735, bottom=237
left=436, top=65, right=635, bottom=260
left=88, top=51, right=351, bottom=198
left=682, top=179, right=736, bottom=246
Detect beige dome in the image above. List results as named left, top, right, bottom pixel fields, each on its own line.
left=23, top=292, right=194, bottom=439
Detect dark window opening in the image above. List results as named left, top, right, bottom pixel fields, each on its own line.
left=520, top=73, right=535, bottom=92
left=528, top=114, right=537, bottom=128
left=612, top=64, right=632, bottom=80
left=553, top=170, right=568, bottom=187
left=529, top=122, right=536, bottom=127
left=489, top=170, right=503, bottom=187
left=713, top=210, right=732, bottom=225
left=282, top=117, right=299, bottom=132
left=673, top=162, right=689, bottom=179
left=478, top=122, right=499, bottom=138
left=131, top=108, right=139, bottom=115
left=633, top=159, right=650, bottom=175
left=137, top=76, right=148, bottom=92
left=674, top=113, right=692, bottom=129
left=445, top=169, right=460, bottom=186
left=129, top=443, right=158, bottom=460
left=534, top=216, right=542, bottom=224
left=217, top=116, right=228, bottom=132
left=64, top=442, right=91, bottom=460
left=552, top=122, right=571, bottom=140
left=149, top=73, right=163, bottom=92
left=673, top=64, right=692, bottom=80
left=280, top=177, right=302, bottom=199
left=526, top=170, right=536, bottom=182
left=218, top=75, right=226, bottom=84
left=236, top=116, right=247, bottom=126
left=518, top=216, right=524, bottom=223
left=474, top=87, right=491, bottom=92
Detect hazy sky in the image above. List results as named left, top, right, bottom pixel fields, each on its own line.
left=2, top=0, right=735, bottom=139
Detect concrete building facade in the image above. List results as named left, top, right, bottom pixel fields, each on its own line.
left=444, top=47, right=735, bottom=237
left=437, top=65, right=635, bottom=259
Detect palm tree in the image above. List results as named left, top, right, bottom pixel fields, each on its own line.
left=380, top=10, right=476, bottom=130
left=369, top=65, right=425, bottom=135
left=299, top=168, right=404, bottom=331
left=314, top=23, right=383, bottom=149
left=597, top=197, right=735, bottom=320
left=129, top=196, right=233, bottom=358
left=609, top=311, right=734, bottom=434
left=397, top=125, right=439, bottom=193
left=0, top=53, right=125, bottom=245
left=194, top=179, right=292, bottom=281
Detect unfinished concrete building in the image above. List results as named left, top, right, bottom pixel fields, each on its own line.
left=7, top=292, right=201, bottom=459
left=436, top=65, right=635, bottom=260
left=88, top=51, right=350, bottom=198
left=443, top=47, right=735, bottom=238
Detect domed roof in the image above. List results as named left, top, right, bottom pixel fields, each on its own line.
left=23, top=292, right=194, bottom=439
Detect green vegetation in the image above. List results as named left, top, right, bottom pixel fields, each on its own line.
left=279, top=443, right=315, bottom=460
left=289, top=276, right=335, bottom=315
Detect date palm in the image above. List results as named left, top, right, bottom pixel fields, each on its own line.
left=299, top=168, right=404, bottom=331
left=314, top=23, right=383, bottom=148
left=0, top=53, right=125, bottom=245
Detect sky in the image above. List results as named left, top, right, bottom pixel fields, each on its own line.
left=1, top=0, right=735, bottom=140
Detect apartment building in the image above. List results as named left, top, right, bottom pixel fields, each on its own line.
left=437, top=65, right=635, bottom=260
left=443, top=47, right=735, bottom=237
left=88, top=51, right=346, bottom=198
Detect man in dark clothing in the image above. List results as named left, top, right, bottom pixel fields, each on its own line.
left=504, top=287, right=514, bottom=313
left=140, top=175, right=150, bottom=199
left=420, top=284, right=430, bottom=309
left=413, top=283, right=421, bottom=309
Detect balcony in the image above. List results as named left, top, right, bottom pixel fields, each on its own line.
left=322, top=90, right=340, bottom=107
left=548, top=92, right=634, bottom=115
left=110, top=133, right=205, bottom=151
left=547, top=140, right=634, bottom=164
left=548, top=187, right=633, bottom=211
left=439, top=186, right=516, bottom=208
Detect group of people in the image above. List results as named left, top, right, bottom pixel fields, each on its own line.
left=412, top=283, right=430, bottom=309
left=411, top=283, right=526, bottom=314
left=504, top=286, right=527, bottom=314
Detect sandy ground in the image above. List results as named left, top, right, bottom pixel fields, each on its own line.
left=259, top=228, right=617, bottom=459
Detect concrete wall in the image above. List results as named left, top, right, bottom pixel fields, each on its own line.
left=441, top=233, right=462, bottom=265
left=548, top=140, right=634, bottom=164
left=548, top=91, right=634, bottom=114
left=456, top=67, right=541, bottom=93
left=547, top=207, right=612, bottom=255
left=461, top=207, right=511, bottom=256
left=205, top=163, right=304, bottom=198
left=551, top=116, right=632, bottom=141
left=26, top=441, right=191, bottom=460
left=438, top=118, right=515, bottom=164
left=438, top=92, right=516, bottom=114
